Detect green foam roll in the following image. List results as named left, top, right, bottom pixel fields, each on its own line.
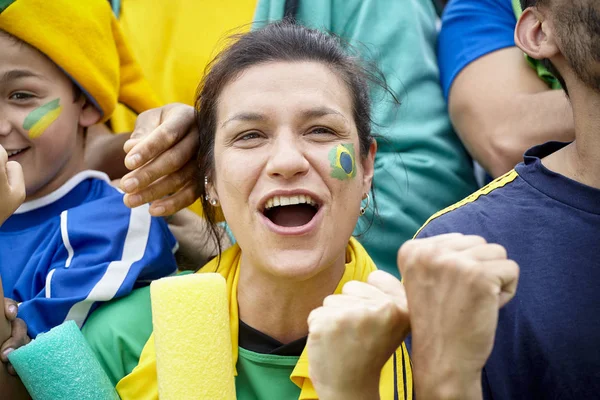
left=8, top=320, right=119, bottom=400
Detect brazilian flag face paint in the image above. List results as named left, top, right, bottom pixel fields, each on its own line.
left=329, top=143, right=356, bottom=180
left=22, top=98, right=63, bottom=139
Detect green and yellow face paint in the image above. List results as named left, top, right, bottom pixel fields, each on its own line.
left=22, top=98, right=62, bottom=139
left=329, top=143, right=356, bottom=180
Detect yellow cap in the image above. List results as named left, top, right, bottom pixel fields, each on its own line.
left=0, top=0, right=161, bottom=122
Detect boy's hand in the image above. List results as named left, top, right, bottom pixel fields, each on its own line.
left=0, top=279, right=30, bottom=398
left=1, top=299, right=30, bottom=376
left=120, top=103, right=200, bottom=216
left=0, top=145, right=26, bottom=225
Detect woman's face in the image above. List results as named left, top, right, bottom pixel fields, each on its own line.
left=209, top=61, right=376, bottom=280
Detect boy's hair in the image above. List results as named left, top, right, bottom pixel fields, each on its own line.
left=0, top=29, right=83, bottom=102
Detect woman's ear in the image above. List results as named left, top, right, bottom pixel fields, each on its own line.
left=78, top=100, right=102, bottom=127
left=515, top=7, right=560, bottom=60
left=361, top=139, right=377, bottom=194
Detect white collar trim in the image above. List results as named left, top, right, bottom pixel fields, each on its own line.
left=14, top=170, right=112, bottom=214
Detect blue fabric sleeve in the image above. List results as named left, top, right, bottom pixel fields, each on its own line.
left=17, top=196, right=177, bottom=337
left=438, top=0, right=517, bottom=99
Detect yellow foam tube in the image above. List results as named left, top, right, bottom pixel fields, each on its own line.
left=151, top=273, right=236, bottom=399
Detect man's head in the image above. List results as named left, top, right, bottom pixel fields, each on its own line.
left=0, top=31, right=101, bottom=199
left=517, top=0, right=600, bottom=94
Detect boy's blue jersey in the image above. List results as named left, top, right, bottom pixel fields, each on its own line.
left=416, top=142, right=600, bottom=399
left=0, top=170, right=178, bottom=337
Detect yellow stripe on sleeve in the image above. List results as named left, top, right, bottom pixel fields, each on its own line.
left=402, top=343, right=413, bottom=399
left=395, top=347, right=405, bottom=400
left=414, top=169, right=519, bottom=238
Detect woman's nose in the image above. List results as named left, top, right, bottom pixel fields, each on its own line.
left=265, top=134, right=310, bottom=180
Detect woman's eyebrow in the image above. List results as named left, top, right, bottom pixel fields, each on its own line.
left=220, top=106, right=348, bottom=128
left=0, top=69, right=44, bottom=85
left=221, top=112, right=267, bottom=128
left=300, top=106, right=347, bottom=122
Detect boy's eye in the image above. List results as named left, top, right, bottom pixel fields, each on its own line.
left=9, top=92, right=35, bottom=101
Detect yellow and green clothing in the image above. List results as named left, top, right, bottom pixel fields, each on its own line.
left=83, top=238, right=414, bottom=399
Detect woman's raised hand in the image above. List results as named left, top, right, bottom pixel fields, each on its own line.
left=307, top=271, right=410, bottom=400
left=399, top=233, right=519, bottom=400
left=120, top=103, right=200, bottom=216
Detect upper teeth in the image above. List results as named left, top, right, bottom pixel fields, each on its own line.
left=265, top=195, right=318, bottom=210
left=7, top=149, right=25, bottom=157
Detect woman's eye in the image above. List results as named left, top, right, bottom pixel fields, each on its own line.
left=309, top=127, right=335, bottom=135
left=9, top=92, right=35, bottom=101
left=239, top=132, right=261, bottom=141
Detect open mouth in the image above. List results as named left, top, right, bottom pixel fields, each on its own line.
left=262, top=194, right=320, bottom=228
left=6, top=148, right=30, bottom=159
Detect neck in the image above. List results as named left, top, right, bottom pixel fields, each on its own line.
left=542, top=79, right=600, bottom=189
left=237, top=253, right=346, bottom=345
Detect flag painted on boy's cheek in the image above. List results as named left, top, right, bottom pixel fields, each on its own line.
left=22, top=98, right=62, bottom=139
left=329, top=143, right=356, bottom=180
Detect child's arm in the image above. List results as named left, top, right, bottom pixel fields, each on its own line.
left=0, top=278, right=31, bottom=399
left=17, top=195, right=178, bottom=337
left=0, top=146, right=26, bottom=226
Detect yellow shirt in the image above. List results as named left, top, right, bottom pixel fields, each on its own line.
left=110, top=0, right=257, bottom=214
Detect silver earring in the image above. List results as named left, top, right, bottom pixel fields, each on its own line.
left=359, top=193, right=370, bottom=216
left=204, top=176, right=217, bottom=206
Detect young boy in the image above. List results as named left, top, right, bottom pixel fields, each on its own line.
left=0, top=0, right=178, bottom=343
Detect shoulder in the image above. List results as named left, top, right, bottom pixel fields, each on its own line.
left=441, top=0, right=516, bottom=29
left=65, top=178, right=171, bottom=239
left=61, top=181, right=176, bottom=263
left=438, top=0, right=517, bottom=98
left=416, top=170, right=524, bottom=238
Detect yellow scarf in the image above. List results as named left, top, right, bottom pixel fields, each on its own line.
left=116, top=238, right=413, bottom=399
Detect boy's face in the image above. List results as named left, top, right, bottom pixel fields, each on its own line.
left=0, top=33, right=100, bottom=200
